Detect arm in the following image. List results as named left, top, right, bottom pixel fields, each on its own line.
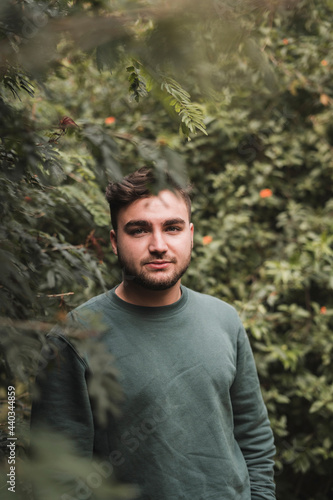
left=230, top=325, right=276, bottom=500
left=30, top=332, right=95, bottom=458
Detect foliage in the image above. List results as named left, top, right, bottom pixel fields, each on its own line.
left=181, top=2, right=333, bottom=497
left=0, top=0, right=333, bottom=499
left=160, top=78, right=207, bottom=137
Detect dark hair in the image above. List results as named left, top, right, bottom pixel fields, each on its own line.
left=105, top=167, right=191, bottom=230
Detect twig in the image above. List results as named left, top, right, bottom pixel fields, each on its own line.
left=44, top=292, right=75, bottom=298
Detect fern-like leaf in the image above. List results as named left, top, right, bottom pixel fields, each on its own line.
left=161, top=78, right=207, bottom=137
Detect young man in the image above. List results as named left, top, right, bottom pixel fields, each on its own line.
left=31, top=167, right=276, bottom=499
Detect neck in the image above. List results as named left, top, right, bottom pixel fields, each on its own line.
left=115, top=281, right=182, bottom=307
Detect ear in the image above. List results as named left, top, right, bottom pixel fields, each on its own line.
left=110, top=230, right=118, bottom=255
left=190, top=223, right=194, bottom=248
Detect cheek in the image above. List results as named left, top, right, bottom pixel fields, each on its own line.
left=173, top=236, right=192, bottom=253
left=118, top=238, right=145, bottom=257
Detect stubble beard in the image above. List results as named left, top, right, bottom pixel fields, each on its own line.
left=116, top=248, right=192, bottom=291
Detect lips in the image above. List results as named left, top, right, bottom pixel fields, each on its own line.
left=144, top=260, right=172, bottom=270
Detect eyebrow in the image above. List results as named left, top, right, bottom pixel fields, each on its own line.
left=124, top=218, right=186, bottom=231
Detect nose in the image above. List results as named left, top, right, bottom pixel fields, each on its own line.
left=148, top=230, right=168, bottom=254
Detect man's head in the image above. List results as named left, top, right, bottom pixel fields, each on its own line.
left=106, top=167, right=193, bottom=293
left=105, top=167, right=191, bottom=232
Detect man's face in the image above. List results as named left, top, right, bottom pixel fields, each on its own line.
left=110, top=190, right=194, bottom=291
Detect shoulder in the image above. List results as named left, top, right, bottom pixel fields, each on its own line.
left=45, top=291, right=113, bottom=352
left=185, top=286, right=238, bottom=313
left=72, top=290, right=112, bottom=314
left=184, top=287, right=241, bottom=326
left=68, top=290, right=113, bottom=329
left=44, top=325, right=89, bottom=369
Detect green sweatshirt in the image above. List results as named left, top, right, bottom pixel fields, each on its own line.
left=31, top=285, right=276, bottom=499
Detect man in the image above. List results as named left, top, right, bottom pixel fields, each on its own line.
left=31, top=167, right=276, bottom=499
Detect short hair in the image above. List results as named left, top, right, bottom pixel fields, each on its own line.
left=105, top=167, right=192, bottom=231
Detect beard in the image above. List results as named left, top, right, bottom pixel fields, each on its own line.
left=116, top=249, right=192, bottom=291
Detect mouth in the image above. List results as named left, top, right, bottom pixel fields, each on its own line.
left=144, top=260, right=173, bottom=270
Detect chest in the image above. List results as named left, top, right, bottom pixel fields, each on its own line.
left=101, top=316, right=237, bottom=416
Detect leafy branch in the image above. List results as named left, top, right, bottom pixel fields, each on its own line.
left=126, top=64, right=149, bottom=102
left=161, top=77, right=207, bottom=137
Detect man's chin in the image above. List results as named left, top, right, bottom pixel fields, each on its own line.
left=121, top=260, right=190, bottom=291
left=133, top=275, right=179, bottom=291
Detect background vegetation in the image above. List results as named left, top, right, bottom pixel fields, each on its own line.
left=0, top=0, right=332, bottom=499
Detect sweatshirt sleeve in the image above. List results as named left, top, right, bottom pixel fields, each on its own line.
left=30, top=333, right=95, bottom=458
left=230, top=324, right=276, bottom=500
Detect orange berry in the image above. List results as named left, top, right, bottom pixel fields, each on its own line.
left=320, top=93, right=330, bottom=106
left=105, top=116, right=116, bottom=125
left=259, top=189, right=273, bottom=198
left=202, top=235, right=213, bottom=245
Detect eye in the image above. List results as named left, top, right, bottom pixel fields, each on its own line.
left=130, top=228, right=148, bottom=236
left=166, top=226, right=182, bottom=232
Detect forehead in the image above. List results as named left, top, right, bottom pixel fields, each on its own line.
left=118, top=190, right=189, bottom=225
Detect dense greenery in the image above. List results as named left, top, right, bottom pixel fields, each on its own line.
left=0, top=1, right=332, bottom=499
